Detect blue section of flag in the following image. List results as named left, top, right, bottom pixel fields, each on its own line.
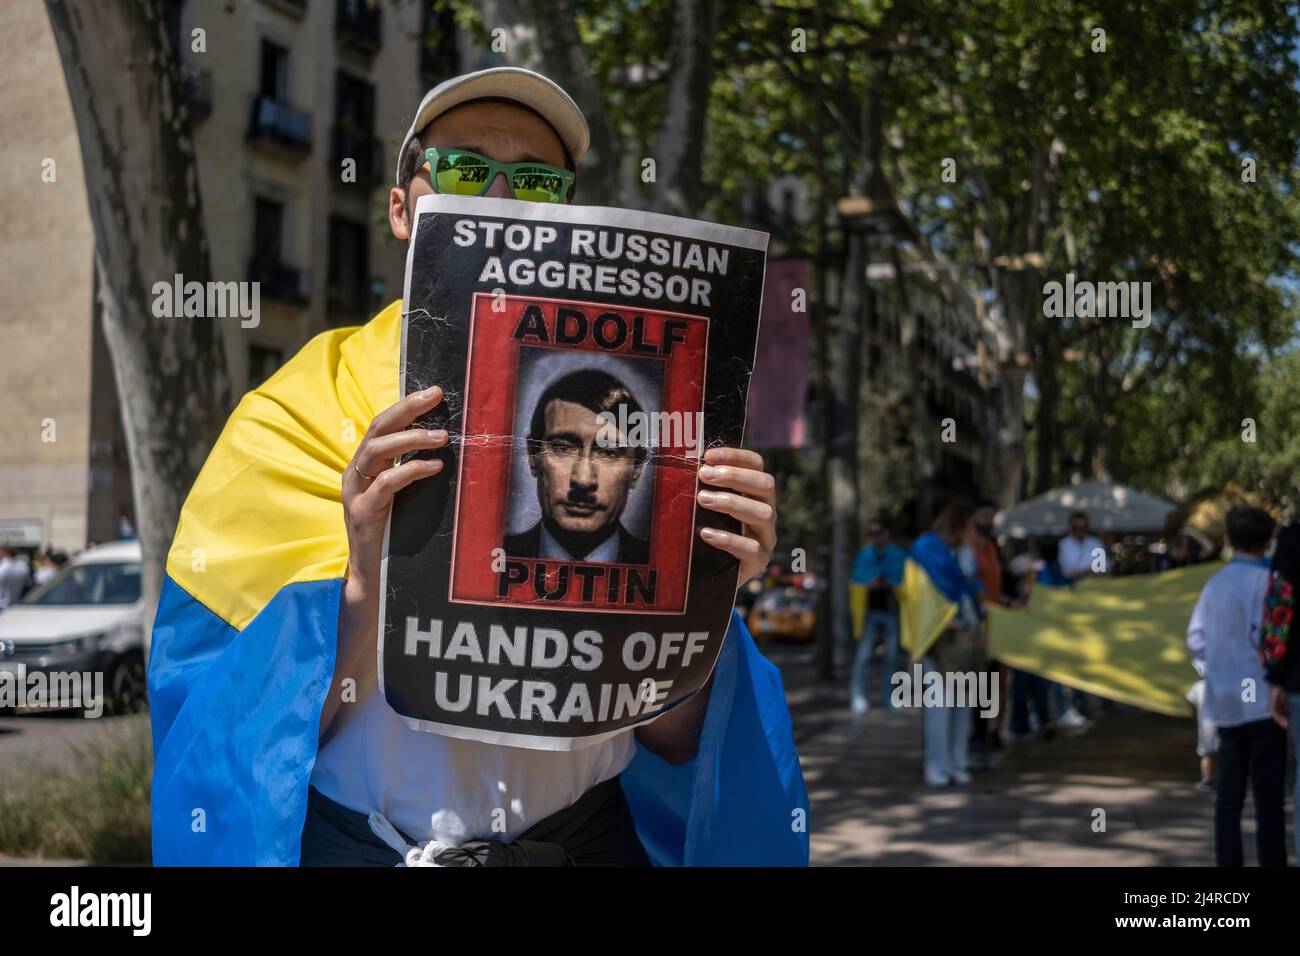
left=850, top=541, right=906, bottom=588
left=149, top=575, right=340, bottom=865
left=621, top=610, right=810, bottom=865
left=910, top=531, right=976, bottom=604
left=149, top=577, right=809, bottom=866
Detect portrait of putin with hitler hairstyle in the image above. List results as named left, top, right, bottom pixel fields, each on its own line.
left=505, top=367, right=652, bottom=565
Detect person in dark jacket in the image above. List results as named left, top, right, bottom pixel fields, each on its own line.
left=1262, top=521, right=1300, bottom=864
left=506, top=368, right=651, bottom=564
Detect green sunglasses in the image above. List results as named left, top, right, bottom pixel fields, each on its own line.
left=422, top=147, right=575, bottom=204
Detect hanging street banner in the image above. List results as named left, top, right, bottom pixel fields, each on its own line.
left=746, top=258, right=811, bottom=448
left=379, top=194, right=768, bottom=750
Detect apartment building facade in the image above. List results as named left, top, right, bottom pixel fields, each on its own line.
left=860, top=246, right=1003, bottom=531
left=0, top=0, right=471, bottom=552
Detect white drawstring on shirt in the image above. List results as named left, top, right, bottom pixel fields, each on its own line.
left=368, top=811, right=455, bottom=867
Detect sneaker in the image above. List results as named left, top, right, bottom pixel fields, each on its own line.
left=924, top=769, right=951, bottom=787
left=1196, top=778, right=1214, bottom=793
left=1058, top=707, right=1088, bottom=728
left=951, top=769, right=972, bottom=785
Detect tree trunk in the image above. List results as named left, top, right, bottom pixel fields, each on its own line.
left=1031, top=316, right=1061, bottom=494
left=45, top=0, right=231, bottom=648
left=483, top=0, right=721, bottom=213
left=643, top=0, right=722, bottom=216
left=810, top=0, right=834, bottom=679
left=506, top=0, right=622, bottom=205
left=827, top=66, right=887, bottom=663
left=991, top=276, right=1033, bottom=510
left=892, top=244, right=933, bottom=525
left=829, top=223, right=864, bottom=663
left=1014, top=141, right=1056, bottom=501
left=994, top=369, right=1028, bottom=509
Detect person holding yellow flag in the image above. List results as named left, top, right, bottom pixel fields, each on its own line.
left=848, top=521, right=906, bottom=713
left=908, top=499, right=984, bottom=787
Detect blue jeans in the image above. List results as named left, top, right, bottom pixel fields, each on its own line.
left=850, top=610, right=900, bottom=707
left=922, top=656, right=971, bottom=780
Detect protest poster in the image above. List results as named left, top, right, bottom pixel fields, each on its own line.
left=379, top=193, right=768, bottom=750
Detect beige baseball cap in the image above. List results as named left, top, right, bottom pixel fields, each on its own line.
left=394, top=67, right=590, bottom=185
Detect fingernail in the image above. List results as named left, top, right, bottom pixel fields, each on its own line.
left=698, top=491, right=718, bottom=505
left=421, top=386, right=440, bottom=399
left=699, top=465, right=718, bottom=479
left=700, top=527, right=718, bottom=540
left=428, top=429, right=448, bottom=442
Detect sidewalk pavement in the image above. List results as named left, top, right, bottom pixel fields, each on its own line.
left=0, top=855, right=86, bottom=866
left=766, top=641, right=1292, bottom=866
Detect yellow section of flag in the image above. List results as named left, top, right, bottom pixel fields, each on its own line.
left=895, top=558, right=957, bottom=661
left=987, top=562, right=1221, bottom=718
left=850, top=583, right=866, bottom=638
left=165, top=300, right=403, bottom=631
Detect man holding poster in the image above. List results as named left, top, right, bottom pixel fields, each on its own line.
left=149, top=67, right=808, bottom=867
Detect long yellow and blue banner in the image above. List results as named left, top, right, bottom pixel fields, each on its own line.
left=986, top=563, right=1217, bottom=718
left=854, top=552, right=1210, bottom=719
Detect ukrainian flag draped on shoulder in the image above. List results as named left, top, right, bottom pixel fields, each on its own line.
left=855, top=534, right=965, bottom=659
left=889, top=532, right=966, bottom=660
left=148, top=300, right=809, bottom=866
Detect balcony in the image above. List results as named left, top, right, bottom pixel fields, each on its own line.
left=180, top=66, right=213, bottom=121
left=248, top=95, right=313, bottom=156
left=248, top=258, right=310, bottom=306
left=336, top=0, right=382, bottom=56
left=331, top=125, right=385, bottom=187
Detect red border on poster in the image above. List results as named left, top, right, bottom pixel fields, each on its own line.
left=448, top=293, right=708, bottom=614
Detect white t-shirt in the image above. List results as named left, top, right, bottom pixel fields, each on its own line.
left=1058, top=534, right=1107, bottom=579
left=309, top=688, right=636, bottom=846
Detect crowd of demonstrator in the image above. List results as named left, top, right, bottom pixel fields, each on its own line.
left=0, top=547, right=70, bottom=609
left=850, top=502, right=1107, bottom=783
left=848, top=500, right=1300, bottom=867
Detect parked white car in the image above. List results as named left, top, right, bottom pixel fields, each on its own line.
left=0, top=540, right=146, bottom=714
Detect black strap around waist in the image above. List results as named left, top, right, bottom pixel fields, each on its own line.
left=301, top=775, right=650, bottom=868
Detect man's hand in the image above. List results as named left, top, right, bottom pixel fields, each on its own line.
left=695, top=446, right=777, bottom=587
left=342, top=386, right=449, bottom=588
left=638, top=447, right=777, bottom=763
left=321, top=386, right=448, bottom=741
left=1269, top=684, right=1289, bottom=729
